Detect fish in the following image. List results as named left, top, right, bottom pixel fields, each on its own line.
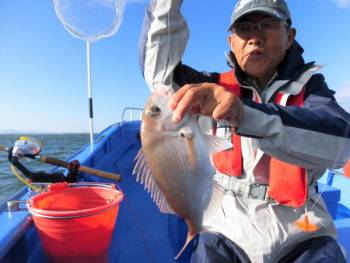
left=133, top=86, right=231, bottom=258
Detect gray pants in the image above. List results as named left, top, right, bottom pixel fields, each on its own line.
left=177, top=232, right=346, bottom=263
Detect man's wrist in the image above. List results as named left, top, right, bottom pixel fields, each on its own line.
left=225, top=98, right=244, bottom=128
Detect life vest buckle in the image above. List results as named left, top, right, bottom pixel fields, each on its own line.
left=248, top=183, right=269, bottom=200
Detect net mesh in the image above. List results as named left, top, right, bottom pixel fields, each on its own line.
left=53, top=0, right=126, bottom=42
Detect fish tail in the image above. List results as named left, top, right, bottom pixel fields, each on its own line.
left=174, top=223, right=197, bottom=260
left=174, top=233, right=197, bottom=260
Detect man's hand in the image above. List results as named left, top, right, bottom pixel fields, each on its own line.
left=169, top=82, right=244, bottom=127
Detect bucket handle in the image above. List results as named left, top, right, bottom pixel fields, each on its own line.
left=46, top=182, right=119, bottom=192
left=69, top=182, right=118, bottom=189
left=68, top=183, right=123, bottom=201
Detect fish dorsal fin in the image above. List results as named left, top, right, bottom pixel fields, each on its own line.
left=203, top=181, right=224, bottom=222
left=134, top=149, right=176, bottom=214
left=204, top=134, right=232, bottom=155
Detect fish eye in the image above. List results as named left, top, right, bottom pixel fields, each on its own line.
left=148, top=104, right=161, bottom=117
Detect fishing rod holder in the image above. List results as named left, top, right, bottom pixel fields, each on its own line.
left=7, top=200, right=27, bottom=212
left=7, top=149, right=79, bottom=184
left=6, top=183, right=49, bottom=212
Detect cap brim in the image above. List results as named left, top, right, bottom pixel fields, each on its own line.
left=228, top=7, right=287, bottom=31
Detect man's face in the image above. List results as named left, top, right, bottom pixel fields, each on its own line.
left=228, top=13, right=295, bottom=82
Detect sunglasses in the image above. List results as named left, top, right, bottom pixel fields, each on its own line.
left=232, top=17, right=289, bottom=37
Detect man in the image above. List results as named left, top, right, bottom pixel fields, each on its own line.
left=139, top=0, right=350, bottom=262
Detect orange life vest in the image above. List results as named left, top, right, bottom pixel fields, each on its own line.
left=213, top=70, right=307, bottom=208
left=344, top=161, right=350, bottom=179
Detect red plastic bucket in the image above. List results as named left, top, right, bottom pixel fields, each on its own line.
left=27, top=182, right=124, bottom=263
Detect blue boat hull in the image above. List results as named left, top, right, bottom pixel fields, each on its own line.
left=0, top=121, right=349, bottom=262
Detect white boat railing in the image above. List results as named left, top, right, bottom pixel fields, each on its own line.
left=122, top=107, right=143, bottom=122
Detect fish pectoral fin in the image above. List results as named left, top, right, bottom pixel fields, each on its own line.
left=133, top=149, right=176, bottom=215
left=203, top=182, right=224, bottom=222
left=204, top=134, right=232, bottom=155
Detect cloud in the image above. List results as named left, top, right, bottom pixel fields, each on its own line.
left=335, top=80, right=350, bottom=111
left=332, top=0, right=350, bottom=8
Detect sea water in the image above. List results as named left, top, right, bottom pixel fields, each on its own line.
left=0, top=134, right=90, bottom=203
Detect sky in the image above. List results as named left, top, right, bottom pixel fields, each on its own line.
left=0, top=0, right=349, bottom=133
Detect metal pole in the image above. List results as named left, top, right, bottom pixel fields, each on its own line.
left=326, top=170, right=335, bottom=186
left=86, top=41, right=94, bottom=152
